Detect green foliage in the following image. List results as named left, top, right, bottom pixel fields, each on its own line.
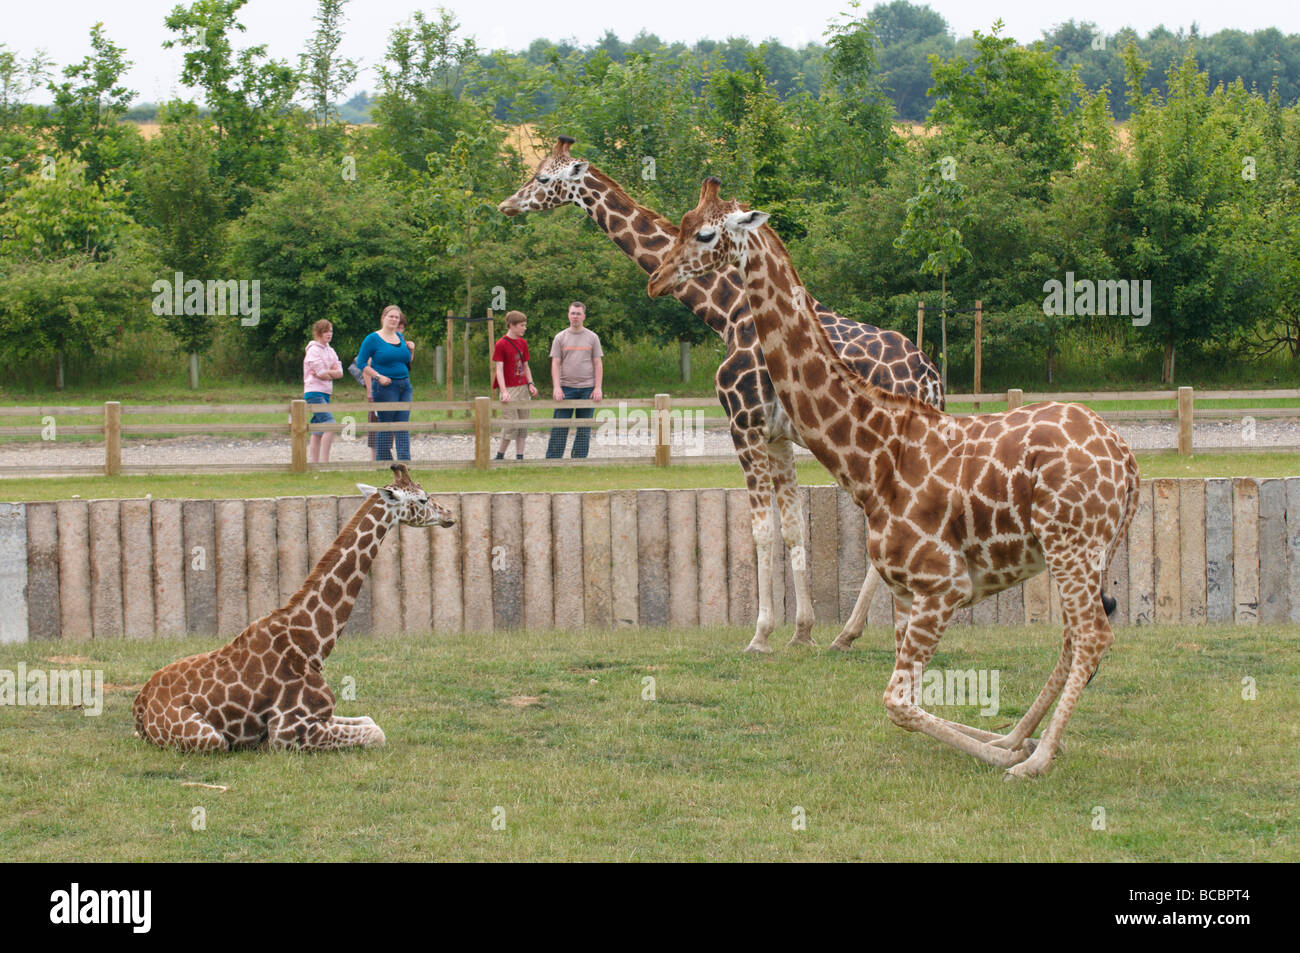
left=0, top=154, right=134, bottom=261
left=46, top=23, right=138, bottom=186
left=298, top=0, right=360, bottom=148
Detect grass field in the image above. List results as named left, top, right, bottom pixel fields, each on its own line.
left=1, top=453, right=1298, bottom=502
left=0, top=623, right=1294, bottom=861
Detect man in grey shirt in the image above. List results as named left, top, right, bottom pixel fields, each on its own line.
left=545, top=301, right=604, bottom=458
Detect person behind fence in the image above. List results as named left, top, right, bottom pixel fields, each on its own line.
left=350, top=312, right=415, bottom=461
left=355, top=305, right=414, bottom=461
left=546, top=301, right=603, bottom=459
left=493, top=310, right=538, bottom=460
left=303, top=319, right=343, bottom=464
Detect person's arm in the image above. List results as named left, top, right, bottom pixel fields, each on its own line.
left=494, top=360, right=509, bottom=400
left=551, top=356, right=563, bottom=402
left=592, top=356, right=603, bottom=402
left=524, top=353, right=537, bottom=396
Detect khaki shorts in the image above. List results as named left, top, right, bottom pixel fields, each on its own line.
left=501, top=385, right=531, bottom=441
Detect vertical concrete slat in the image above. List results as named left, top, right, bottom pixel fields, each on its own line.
left=997, top=582, right=1025, bottom=626
left=698, top=490, right=728, bottom=626
left=808, top=485, right=839, bottom=625
left=667, top=490, right=698, bottom=628
left=306, top=496, right=338, bottom=571
left=246, top=499, right=280, bottom=622
left=1257, top=479, right=1288, bottom=624
left=214, top=499, right=249, bottom=638
left=0, top=504, right=28, bottom=644
left=609, top=490, right=639, bottom=628
left=1046, top=571, right=1060, bottom=627
left=522, top=493, right=553, bottom=631
left=399, top=522, right=432, bottom=635
left=461, top=493, right=494, bottom=633
left=1127, top=482, right=1155, bottom=625
left=836, top=487, right=866, bottom=623
left=493, top=493, right=525, bottom=631
left=89, top=500, right=123, bottom=639
left=552, top=493, right=584, bottom=629
left=581, top=492, right=613, bottom=630
left=275, top=498, right=308, bottom=608
left=1152, top=479, right=1181, bottom=624
left=1232, top=478, right=1259, bottom=625
left=119, top=499, right=154, bottom=639
left=726, top=488, right=756, bottom=627
left=24, top=502, right=59, bottom=640
left=1287, top=478, right=1300, bottom=625
left=867, top=520, right=894, bottom=628
left=57, top=501, right=92, bottom=640
left=1107, top=532, right=1130, bottom=628
left=1178, top=479, right=1206, bottom=625
left=637, top=490, right=669, bottom=628
left=770, top=504, right=787, bottom=625
left=182, top=500, right=217, bottom=637
left=1204, top=479, right=1234, bottom=623
left=430, top=494, right=463, bottom=633
left=368, top=502, right=403, bottom=636
left=151, top=499, right=185, bottom=638
left=336, top=496, right=370, bottom=636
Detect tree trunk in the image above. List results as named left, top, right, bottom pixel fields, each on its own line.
left=680, top=340, right=691, bottom=382
left=940, top=272, right=949, bottom=393
left=56, top=350, right=65, bottom=391
left=188, top=351, right=200, bottom=390
left=1162, top=341, right=1175, bottom=384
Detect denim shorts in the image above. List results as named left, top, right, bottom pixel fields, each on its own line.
left=305, top=391, right=334, bottom=424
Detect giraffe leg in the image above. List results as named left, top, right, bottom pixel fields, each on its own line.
left=987, top=632, right=1074, bottom=752
left=140, top=702, right=228, bottom=753
left=733, top=440, right=777, bottom=655
left=829, top=566, right=882, bottom=651
left=267, top=712, right=386, bottom=751
left=770, top=441, right=814, bottom=646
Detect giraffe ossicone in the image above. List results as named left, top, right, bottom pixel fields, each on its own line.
left=500, top=138, right=945, bottom=654
left=649, top=178, right=1141, bottom=778
left=133, top=464, right=454, bottom=753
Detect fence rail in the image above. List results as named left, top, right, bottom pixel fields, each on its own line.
left=0, top=386, right=1296, bottom=477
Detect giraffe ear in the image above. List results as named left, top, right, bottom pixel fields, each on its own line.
left=725, top=209, right=769, bottom=233
left=567, top=160, right=589, bottom=179
left=356, top=483, right=378, bottom=497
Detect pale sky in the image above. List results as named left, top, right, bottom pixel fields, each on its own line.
left=7, top=0, right=1300, bottom=104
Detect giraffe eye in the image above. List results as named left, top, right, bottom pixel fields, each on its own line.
left=696, top=230, right=717, bottom=243
left=537, top=175, right=550, bottom=185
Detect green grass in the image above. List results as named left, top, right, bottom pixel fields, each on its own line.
left=1, top=623, right=1294, bottom=861
left=1, top=453, right=1298, bottom=502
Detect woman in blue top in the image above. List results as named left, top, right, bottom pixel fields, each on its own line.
left=355, top=304, right=414, bottom=461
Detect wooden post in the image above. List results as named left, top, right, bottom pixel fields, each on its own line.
left=290, top=399, right=308, bottom=473
left=916, top=300, right=924, bottom=350
left=973, top=300, right=982, bottom=412
left=1178, top=386, right=1194, bottom=456
left=654, top=393, right=671, bottom=467
left=445, top=312, right=454, bottom=403
left=1007, top=388, right=1023, bottom=411
left=486, top=311, right=495, bottom=374
left=104, top=401, right=121, bottom=476
left=463, top=321, right=470, bottom=412
left=473, top=396, right=491, bottom=470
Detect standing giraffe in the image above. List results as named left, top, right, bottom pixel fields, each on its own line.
left=500, top=137, right=944, bottom=653
left=649, top=179, right=1139, bottom=777
left=133, top=465, right=455, bottom=752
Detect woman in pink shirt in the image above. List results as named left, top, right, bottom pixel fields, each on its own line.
left=303, top=319, right=343, bottom=463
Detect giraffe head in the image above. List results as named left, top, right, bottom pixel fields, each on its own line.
left=357, top=465, right=455, bottom=528
left=647, top=178, right=768, bottom=298
left=498, top=136, right=591, bottom=216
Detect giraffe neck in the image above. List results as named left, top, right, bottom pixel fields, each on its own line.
left=285, top=496, right=394, bottom=665
left=578, top=169, right=732, bottom=337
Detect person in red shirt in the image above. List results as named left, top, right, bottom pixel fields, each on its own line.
left=492, top=310, right=538, bottom=460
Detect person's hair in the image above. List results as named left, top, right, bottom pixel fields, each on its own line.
left=312, top=319, right=332, bottom=339
left=380, top=305, right=404, bottom=329
left=506, top=310, right=527, bottom=327
left=568, top=301, right=586, bottom=313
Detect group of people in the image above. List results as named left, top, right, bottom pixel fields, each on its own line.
left=302, top=302, right=603, bottom=464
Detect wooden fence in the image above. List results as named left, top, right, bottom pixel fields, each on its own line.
left=1, top=478, right=1297, bottom=644
left=0, top=387, right=1297, bottom=477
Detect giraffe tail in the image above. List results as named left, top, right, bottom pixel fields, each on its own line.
left=1101, top=591, right=1117, bottom=617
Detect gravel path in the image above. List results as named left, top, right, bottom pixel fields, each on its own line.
left=1, top=416, right=1296, bottom=470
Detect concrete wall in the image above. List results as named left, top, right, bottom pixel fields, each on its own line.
left=2, top=478, right=1298, bottom=641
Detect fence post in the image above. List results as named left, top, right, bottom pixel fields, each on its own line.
left=916, top=300, right=924, bottom=350
left=474, top=396, right=491, bottom=470
left=445, top=312, right=454, bottom=405
left=1178, top=386, right=1194, bottom=456
left=973, top=300, right=982, bottom=412
left=104, top=401, right=121, bottom=476
left=1007, top=388, right=1023, bottom=411
left=654, top=393, right=671, bottom=467
left=290, top=399, right=308, bottom=473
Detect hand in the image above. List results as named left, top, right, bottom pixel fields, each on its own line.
left=528, top=383, right=537, bottom=397
left=592, top=387, right=603, bottom=402
left=378, top=375, right=392, bottom=387
left=500, top=389, right=511, bottom=402
left=553, top=387, right=563, bottom=401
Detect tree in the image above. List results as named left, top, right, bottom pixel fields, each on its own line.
left=298, top=0, right=360, bottom=154
left=0, top=44, right=52, bottom=199
left=822, top=3, right=896, bottom=195
left=46, top=23, right=139, bottom=186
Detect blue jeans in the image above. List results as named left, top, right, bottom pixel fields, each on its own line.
left=546, top=386, right=594, bottom=458
left=372, top=377, right=411, bottom=461
left=304, top=391, right=334, bottom=428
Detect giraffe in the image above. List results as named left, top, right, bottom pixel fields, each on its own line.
left=648, top=179, right=1140, bottom=777
left=500, top=136, right=944, bottom=653
left=133, top=465, right=454, bottom=752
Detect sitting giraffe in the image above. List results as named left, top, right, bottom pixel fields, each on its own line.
left=134, top=465, right=454, bottom=752
left=500, top=137, right=944, bottom=653
left=649, top=180, right=1140, bottom=777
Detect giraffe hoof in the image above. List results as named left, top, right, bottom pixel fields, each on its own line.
left=744, top=642, right=774, bottom=655
left=828, top=636, right=854, bottom=652
left=787, top=635, right=817, bottom=648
